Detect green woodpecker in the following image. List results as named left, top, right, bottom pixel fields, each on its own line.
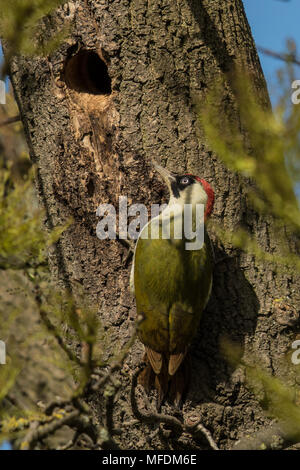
left=131, top=163, right=215, bottom=406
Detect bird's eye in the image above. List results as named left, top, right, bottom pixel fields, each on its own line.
left=180, top=176, right=190, bottom=185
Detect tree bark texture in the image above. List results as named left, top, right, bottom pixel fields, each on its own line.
left=8, top=0, right=300, bottom=449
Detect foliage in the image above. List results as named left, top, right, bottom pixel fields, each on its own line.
left=0, top=157, right=136, bottom=448
left=200, top=59, right=300, bottom=272
left=0, top=0, right=69, bottom=76
left=0, top=91, right=137, bottom=450
left=0, top=92, right=69, bottom=269
left=200, top=54, right=300, bottom=447
left=221, top=339, right=300, bottom=444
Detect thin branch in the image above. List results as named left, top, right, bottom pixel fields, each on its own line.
left=56, top=430, right=80, bottom=450
left=258, top=46, right=300, bottom=67
left=45, top=398, right=72, bottom=416
left=130, top=367, right=183, bottom=432
left=23, top=314, right=139, bottom=449
left=21, top=410, right=80, bottom=450
left=33, top=281, right=83, bottom=367
left=89, top=320, right=140, bottom=394
left=185, top=418, right=219, bottom=451
left=0, top=258, right=48, bottom=271
left=0, top=115, right=21, bottom=127
left=232, top=423, right=299, bottom=450
left=130, top=366, right=219, bottom=450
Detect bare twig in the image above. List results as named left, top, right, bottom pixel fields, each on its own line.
left=33, top=281, right=83, bottom=367
left=0, top=115, right=21, bottom=127
left=130, top=367, right=183, bottom=433
left=185, top=417, right=219, bottom=451
left=16, top=273, right=139, bottom=450
left=0, top=257, right=48, bottom=271
left=45, top=398, right=72, bottom=416
left=196, top=423, right=219, bottom=450
left=21, top=306, right=139, bottom=449
left=89, top=320, right=140, bottom=393
left=56, top=430, right=80, bottom=450
left=21, top=410, right=80, bottom=450
left=130, top=366, right=219, bottom=450
left=258, top=46, right=300, bottom=67
left=232, top=423, right=299, bottom=450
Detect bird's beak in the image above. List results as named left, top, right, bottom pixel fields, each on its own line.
left=153, top=162, right=176, bottom=191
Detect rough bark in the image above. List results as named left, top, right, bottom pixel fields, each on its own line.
left=7, top=0, right=300, bottom=449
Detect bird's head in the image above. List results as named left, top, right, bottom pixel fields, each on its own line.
left=154, top=163, right=214, bottom=220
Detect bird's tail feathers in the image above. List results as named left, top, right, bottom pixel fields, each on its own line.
left=139, top=349, right=190, bottom=408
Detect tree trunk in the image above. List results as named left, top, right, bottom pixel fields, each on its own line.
left=8, top=0, right=299, bottom=450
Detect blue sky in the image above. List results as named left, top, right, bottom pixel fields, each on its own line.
left=243, top=0, right=300, bottom=198
left=243, top=0, right=300, bottom=102
left=0, top=441, right=11, bottom=450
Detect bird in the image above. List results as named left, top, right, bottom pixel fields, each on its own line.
left=130, top=162, right=215, bottom=407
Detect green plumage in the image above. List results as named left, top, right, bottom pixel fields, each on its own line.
left=134, top=227, right=213, bottom=355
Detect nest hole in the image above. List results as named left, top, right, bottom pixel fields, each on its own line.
left=64, top=50, right=111, bottom=95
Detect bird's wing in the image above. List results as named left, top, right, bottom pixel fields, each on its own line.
left=168, top=240, right=213, bottom=354
left=133, top=238, right=172, bottom=353
left=134, top=235, right=213, bottom=359
left=168, top=350, right=187, bottom=376
left=129, top=258, right=135, bottom=295
left=145, top=346, right=163, bottom=374
left=129, top=217, right=154, bottom=295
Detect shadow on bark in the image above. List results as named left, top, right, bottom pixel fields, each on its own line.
left=186, top=0, right=236, bottom=74
left=188, top=246, right=259, bottom=405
